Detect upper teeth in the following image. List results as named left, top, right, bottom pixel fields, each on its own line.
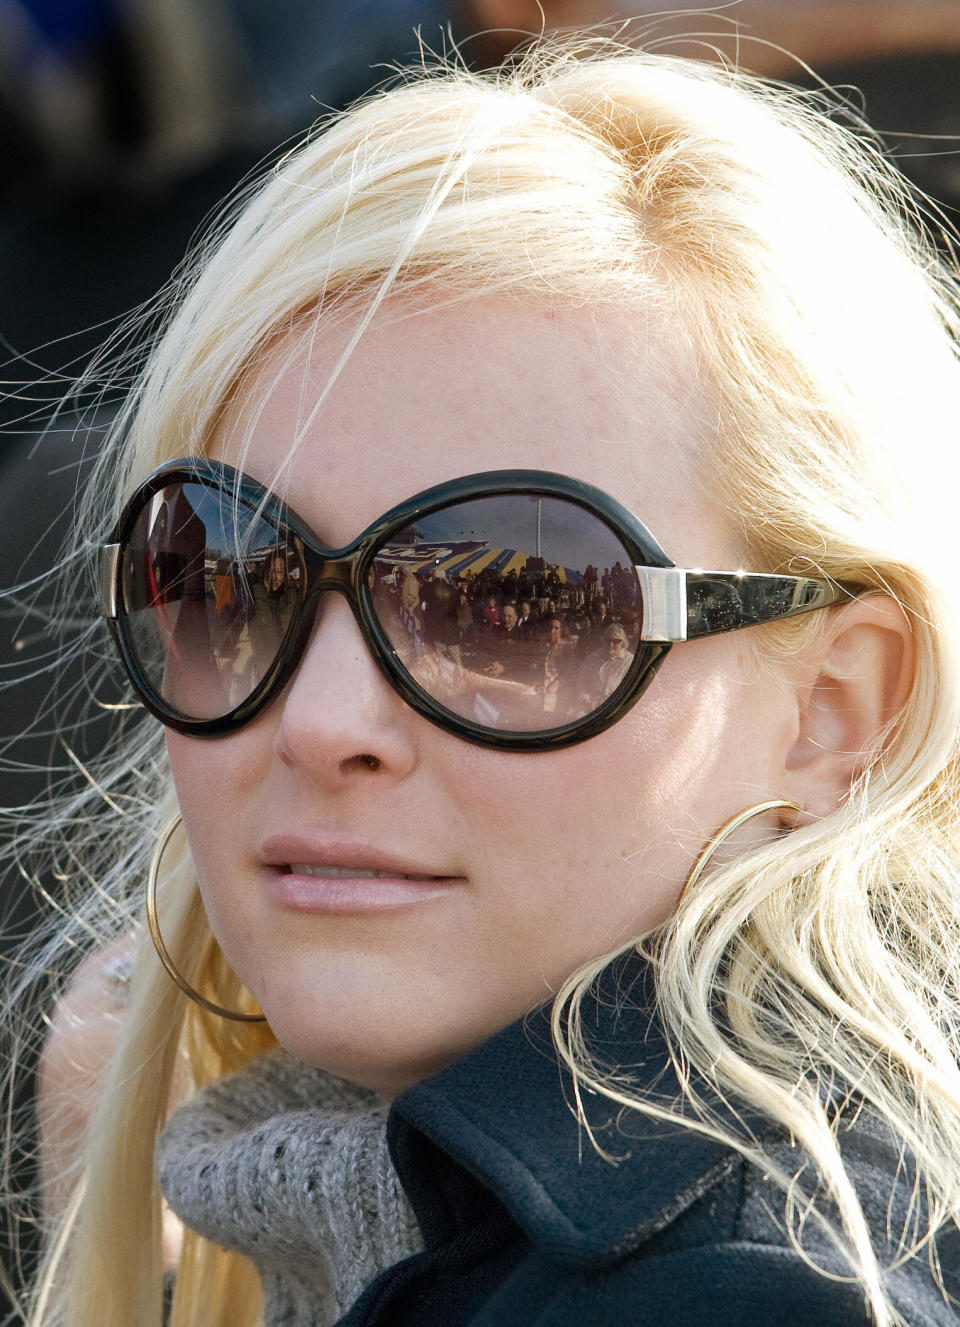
left=290, top=864, right=427, bottom=880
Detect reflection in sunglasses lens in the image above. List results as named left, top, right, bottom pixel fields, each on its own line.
left=370, top=494, right=641, bottom=732
left=121, top=482, right=301, bottom=720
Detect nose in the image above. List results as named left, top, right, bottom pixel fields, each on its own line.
left=272, top=593, right=419, bottom=787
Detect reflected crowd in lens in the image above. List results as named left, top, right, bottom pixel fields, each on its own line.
left=369, top=552, right=644, bottom=732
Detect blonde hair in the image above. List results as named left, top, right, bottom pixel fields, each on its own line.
left=10, top=37, right=960, bottom=1327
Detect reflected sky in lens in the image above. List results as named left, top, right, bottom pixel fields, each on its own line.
left=413, top=495, right=628, bottom=572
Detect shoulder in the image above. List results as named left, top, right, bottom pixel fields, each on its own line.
left=386, top=1132, right=958, bottom=1327
left=386, top=982, right=960, bottom=1327
left=515, top=1114, right=960, bottom=1327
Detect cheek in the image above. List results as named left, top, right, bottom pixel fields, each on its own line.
left=165, top=728, right=276, bottom=994
left=165, top=728, right=266, bottom=881
left=453, top=644, right=784, bottom=921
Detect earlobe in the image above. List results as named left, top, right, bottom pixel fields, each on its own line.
left=783, top=596, right=915, bottom=820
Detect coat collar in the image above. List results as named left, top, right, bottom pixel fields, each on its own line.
left=388, top=953, right=767, bottom=1268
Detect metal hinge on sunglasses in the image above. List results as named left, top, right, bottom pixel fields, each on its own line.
left=100, top=544, right=121, bottom=619
left=635, top=565, right=847, bottom=643
left=634, top=566, right=687, bottom=642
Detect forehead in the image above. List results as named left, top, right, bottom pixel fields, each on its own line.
left=209, top=295, right=735, bottom=565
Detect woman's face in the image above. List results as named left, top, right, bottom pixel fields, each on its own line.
left=166, top=297, right=798, bottom=1096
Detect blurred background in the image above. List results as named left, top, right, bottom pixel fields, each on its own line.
left=0, top=0, right=958, bottom=1310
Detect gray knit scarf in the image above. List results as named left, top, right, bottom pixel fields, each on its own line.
left=156, top=1050, right=424, bottom=1326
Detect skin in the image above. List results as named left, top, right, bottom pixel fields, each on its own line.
left=166, top=296, right=913, bottom=1098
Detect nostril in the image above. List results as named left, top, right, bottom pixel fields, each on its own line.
left=336, top=753, right=383, bottom=776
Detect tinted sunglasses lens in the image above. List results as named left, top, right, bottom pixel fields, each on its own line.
left=369, top=493, right=643, bottom=734
left=119, top=481, right=302, bottom=721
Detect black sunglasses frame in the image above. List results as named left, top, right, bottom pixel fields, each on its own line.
left=100, top=458, right=849, bottom=751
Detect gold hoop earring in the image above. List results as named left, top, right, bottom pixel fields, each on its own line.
left=146, top=813, right=267, bottom=1023
left=679, top=799, right=802, bottom=904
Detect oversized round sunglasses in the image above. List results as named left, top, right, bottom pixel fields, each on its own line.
left=99, top=459, right=849, bottom=751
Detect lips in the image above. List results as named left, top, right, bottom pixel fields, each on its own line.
left=260, top=834, right=464, bottom=913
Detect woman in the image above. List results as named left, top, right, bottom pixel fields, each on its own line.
left=13, top=36, right=960, bottom=1327
left=593, top=621, right=636, bottom=700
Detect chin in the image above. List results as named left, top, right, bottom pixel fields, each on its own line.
left=243, top=950, right=539, bottom=1096
left=257, top=1004, right=453, bottom=1099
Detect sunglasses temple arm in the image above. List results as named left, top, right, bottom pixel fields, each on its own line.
left=635, top=565, right=849, bottom=643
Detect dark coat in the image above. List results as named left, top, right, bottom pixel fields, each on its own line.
left=341, top=957, right=960, bottom=1326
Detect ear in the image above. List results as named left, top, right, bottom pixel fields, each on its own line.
left=782, top=596, right=915, bottom=820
